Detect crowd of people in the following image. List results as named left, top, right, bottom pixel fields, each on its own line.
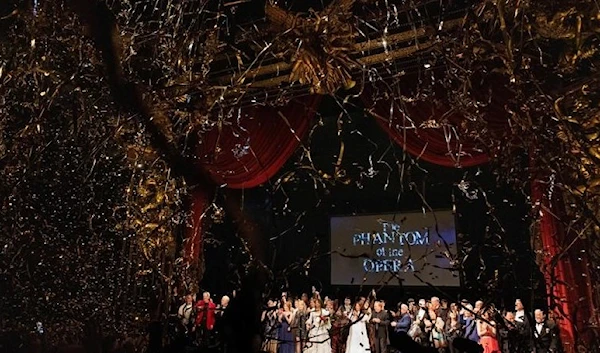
left=171, top=289, right=563, bottom=353
left=258, top=292, right=563, bottom=353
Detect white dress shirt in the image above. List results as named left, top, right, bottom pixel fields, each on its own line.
left=535, top=322, right=544, bottom=336
left=515, top=310, right=526, bottom=323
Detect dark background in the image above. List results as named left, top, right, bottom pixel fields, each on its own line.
left=202, top=95, right=547, bottom=311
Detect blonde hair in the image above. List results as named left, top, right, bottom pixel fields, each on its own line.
left=296, top=299, right=306, bottom=310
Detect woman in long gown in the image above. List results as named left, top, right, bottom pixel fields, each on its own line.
left=279, top=300, right=295, bottom=353
left=305, top=298, right=332, bottom=353
left=477, top=309, right=500, bottom=353
left=345, top=301, right=371, bottom=353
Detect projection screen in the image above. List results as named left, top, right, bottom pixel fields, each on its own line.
left=330, top=210, right=460, bottom=286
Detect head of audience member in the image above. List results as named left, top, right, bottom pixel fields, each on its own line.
left=202, top=292, right=211, bottom=303
left=474, top=300, right=484, bottom=313
left=481, top=308, right=491, bottom=321
left=353, top=301, right=363, bottom=313
left=374, top=301, right=383, bottom=313
left=449, top=309, right=458, bottom=321
left=418, top=299, right=426, bottom=309
left=534, top=309, right=546, bottom=324
left=296, top=299, right=307, bottom=312
left=400, top=304, right=409, bottom=315
left=313, top=298, right=323, bottom=311
left=363, top=299, right=371, bottom=310
left=431, top=297, right=441, bottom=310
left=283, top=300, right=293, bottom=312
left=267, top=299, right=277, bottom=308
left=515, top=299, right=524, bottom=312
left=344, top=297, right=352, bottom=307
left=220, top=295, right=230, bottom=308
left=505, top=311, right=515, bottom=323
left=441, top=299, right=449, bottom=309
left=450, top=302, right=458, bottom=313
left=325, top=299, right=335, bottom=312
left=463, top=304, right=474, bottom=318
left=185, top=294, right=193, bottom=305
left=301, top=293, right=309, bottom=305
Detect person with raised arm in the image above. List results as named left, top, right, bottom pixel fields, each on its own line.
left=305, top=297, right=332, bottom=353
left=345, top=300, right=371, bottom=353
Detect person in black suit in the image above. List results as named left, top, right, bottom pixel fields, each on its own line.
left=532, top=309, right=560, bottom=353
left=498, top=311, right=530, bottom=353
left=514, top=299, right=532, bottom=345
left=371, top=300, right=391, bottom=353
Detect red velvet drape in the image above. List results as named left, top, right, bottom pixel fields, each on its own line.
left=531, top=171, right=597, bottom=352
left=361, top=79, right=509, bottom=167
left=368, top=98, right=490, bottom=167
left=531, top=176, right=576, bottom=352
left=185, top=96, right=322, bottom=265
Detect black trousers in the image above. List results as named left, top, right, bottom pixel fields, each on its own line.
left=373, top=334, right=388, bottom=353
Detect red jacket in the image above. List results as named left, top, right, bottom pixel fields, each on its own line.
left=195, top=300, right=216, bottom=330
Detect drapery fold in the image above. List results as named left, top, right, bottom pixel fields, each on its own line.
left=531, top=176, right=576, bottom=351
left=360, top=79, right=510, bottom=167
left=368, top=97, right=490, bottom=167
left=185, top=95, right=322, bottom=265
left=197, top=95, right=322, bottom=189
left=531, top=170, right=596, bottom=353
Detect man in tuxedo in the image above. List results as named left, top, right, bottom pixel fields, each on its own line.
left=532, top=309, right=559, bottom=353
left=215, top=295, right=230, bottom=352
left=371, top=301, right=391, bottom=353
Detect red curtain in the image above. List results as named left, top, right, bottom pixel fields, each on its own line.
left=197, top=96, right=322, bottom=189
left=368, top=98, right=490, bottom=167
left=185, top=95, right=322, bottom=265
left=531, top=176, right=576, bottom=352
left=361, top=79, right=510, bottom=167
left=531, top=169, right=598, bottom=352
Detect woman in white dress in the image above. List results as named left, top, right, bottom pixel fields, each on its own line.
left=305, top=298, right=332, bottom=353
left=345, top=301, right=371, bottom=353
